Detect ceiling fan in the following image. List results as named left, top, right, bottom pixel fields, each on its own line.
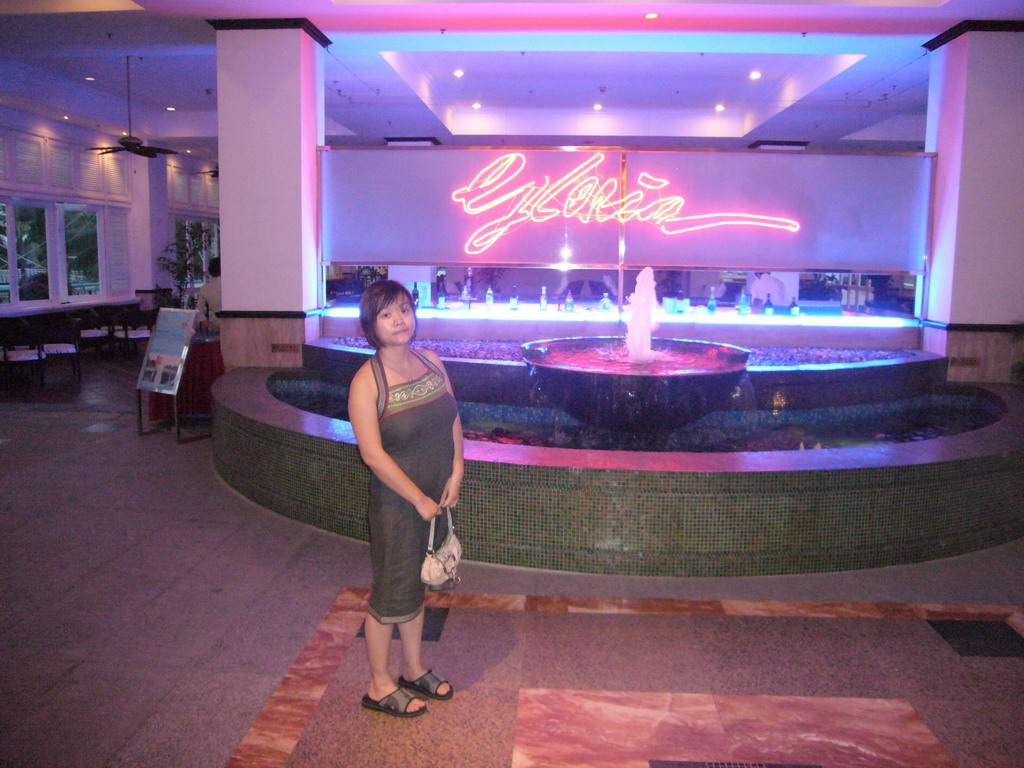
left=89, top=56, right=177, bottom=159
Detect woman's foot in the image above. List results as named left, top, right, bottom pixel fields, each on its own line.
left=361, top=687, right=427, bottom=718
left=398, top=669, right=453, bottom=701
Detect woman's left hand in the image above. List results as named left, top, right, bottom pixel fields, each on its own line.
left=439, top=475, right=461, bottom=508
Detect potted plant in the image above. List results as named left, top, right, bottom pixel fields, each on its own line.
left=157, top=221, right=212, bottom=308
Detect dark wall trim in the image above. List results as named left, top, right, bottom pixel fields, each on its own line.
left=923, top=319, right=1023, bottom=333
left=218, top=310, right=321, bottom=320
left=207, top=18, right=332, bottom=49
left=923, top=20, right=1024, bottom=51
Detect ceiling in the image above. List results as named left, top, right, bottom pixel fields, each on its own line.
left=1, top=0, right=1022, bottom=161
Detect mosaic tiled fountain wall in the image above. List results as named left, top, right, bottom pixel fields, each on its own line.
left=211, top=346, right=1024, bottom=577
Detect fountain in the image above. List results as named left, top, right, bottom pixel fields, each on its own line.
left=521, top=267, right=750, bottom=430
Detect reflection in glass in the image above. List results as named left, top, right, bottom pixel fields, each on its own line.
left=0, top=204, right=9, bottom=304
left=16, top=205, right=48, bottom=301
left=64, top=209, right=99, bottom=296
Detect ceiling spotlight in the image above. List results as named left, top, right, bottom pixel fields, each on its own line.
left=472, top=102, right=481, bottom=110
left=186, top=149, right=192, bottom=154
left=166, top=106, right=176, bottom=111
left=749, top=70, right=762, bottom=80
left=715, top=103, right=726, bottom=112
left=84, top=76, right=95, bottom=82
left=644, top=12, right=660, bottom=20
left=593, top=103, right=603, bottom=111
left=453, top=69, right=464, bottom=78
left=63, top=115, right=70, bottom=120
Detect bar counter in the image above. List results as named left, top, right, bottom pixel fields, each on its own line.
left=321, top=303, right=920, bottom=350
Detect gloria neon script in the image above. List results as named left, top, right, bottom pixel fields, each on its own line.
left=451, top=152, right=800, bottom=255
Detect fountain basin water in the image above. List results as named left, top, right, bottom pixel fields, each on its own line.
left=521, top=336, right=750, bottom=430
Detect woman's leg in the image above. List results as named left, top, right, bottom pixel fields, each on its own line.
left=397, top=610, right=451, bottom=697
left=364, top=614, right=426, bottom=711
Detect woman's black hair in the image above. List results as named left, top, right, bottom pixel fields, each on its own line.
left=359, top=279, right=416, bottom=349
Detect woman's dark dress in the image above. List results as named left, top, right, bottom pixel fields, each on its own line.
left=367, top=350, right=457, bottom=624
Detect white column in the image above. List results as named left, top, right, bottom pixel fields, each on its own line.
left=925, top=30, right=1024, bottom=327
left=214, top=21, right=326, bottom=365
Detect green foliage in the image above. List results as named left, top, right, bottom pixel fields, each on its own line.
left=157, top=220, right=211, bottom=308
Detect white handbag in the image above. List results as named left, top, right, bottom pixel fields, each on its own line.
left=420, top=507, right=461, bottom=587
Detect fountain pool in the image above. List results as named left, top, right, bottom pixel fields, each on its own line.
left=211, top=340, right=1024, bottom=578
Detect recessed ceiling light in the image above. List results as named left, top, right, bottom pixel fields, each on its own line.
left=644, top=13, right=660, bottom=20
left=749, top=70, right=762, bottom=80
left=122, top=131, right=128, bottom=136
left=472, top=102, right=481, bottom=110
left=63, top=115, right=69, bottom=120
left=166, top=106, right=176, bottom=111
left=84, top=76, right=95, bottom=81
left=715, top=103, right=725, bottom=112
left=185, top=149, right=192, bottom=154
left=453, top=69, right=464, bottom=78
left=593, top=103, right=603, bottom=111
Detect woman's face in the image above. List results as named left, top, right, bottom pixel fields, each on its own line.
left=374, top=296, right=415, bottom=347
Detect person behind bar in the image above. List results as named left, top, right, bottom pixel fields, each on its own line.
left=347, top=279, right=464, bottom=719
left=749, top=271, right=786, bottom=312
left=195, top=257, right=222, bottom=332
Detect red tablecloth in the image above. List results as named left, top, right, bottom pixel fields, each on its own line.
left=148, top=340, right=225, bottom=420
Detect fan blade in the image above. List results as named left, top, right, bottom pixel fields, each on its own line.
left=148, top=147, right=178, bottom=155
left=131, top=146, right=159, bottom=158
left=90, top=147, right=126, bottom=155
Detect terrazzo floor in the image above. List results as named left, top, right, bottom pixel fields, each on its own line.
left=1, top=351, right=1022, bottom=768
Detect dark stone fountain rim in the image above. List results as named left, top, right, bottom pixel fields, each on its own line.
left=521, top=336, right=750, bottom=378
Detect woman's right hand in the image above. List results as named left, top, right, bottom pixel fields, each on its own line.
left=414, top=496, right=443, bottom=521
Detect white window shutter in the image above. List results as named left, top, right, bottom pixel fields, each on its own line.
left=49, top=143, right=75, bottom=188
left=79, top=150, right=102, bottom=192
left=105, top=208, right=131, bottom=296
left=15, top=135, right=44, bottom=186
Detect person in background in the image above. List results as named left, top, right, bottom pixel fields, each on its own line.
left=195, top=257, right=222, bottom=331
left=347, top=280, right=464, bottom=719
left=749, top=271, right=786, bottom=311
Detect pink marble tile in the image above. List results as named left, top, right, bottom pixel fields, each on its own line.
left=1006, top=610, right=1024, bottom=637
left=721, top=599, right=886, bottom=618
left=716, top=694, right=958, bottom=768
left=916, top=603, right=1017, bottom=621
left=511, top=689, right=958, bottom=768
left=448, top=592, right=527, bottom=611
left=331, top=587, right=370, bottom=610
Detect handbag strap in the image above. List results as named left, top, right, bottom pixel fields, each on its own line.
left=426, top=507, right=455, bottom=555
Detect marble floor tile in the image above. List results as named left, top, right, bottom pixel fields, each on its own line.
left=512, top=689, right=957, bottom=768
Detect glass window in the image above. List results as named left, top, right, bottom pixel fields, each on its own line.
left=15, top=204, right=48, bottom=301
left=0, top=203, right=9, bottom=304
left=63, top=207, right=100, bottom=296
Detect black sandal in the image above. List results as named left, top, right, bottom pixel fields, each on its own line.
left=398, top=669, right=453, bottom=701
left=361, top=687, right=427, bottom=718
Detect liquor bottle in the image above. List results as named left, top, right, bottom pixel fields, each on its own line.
left=565, top=289, right=574, bottom=312
left=599, top=292, right=611, bottom=311
left=461, top=284, right=470, bottom=303
left=737, top=291, right=751, bottom=315
left=789, top=297, right=799, bottom=316
left=539, top=286, right=548, bottom=311
left=437, top=292, right=446, bottom=310
left=764, top=293, right=774, bottom=315
left=485, top=285, right=494, bottom=308
left=510, top=285, right=519, bottom=310
left=411, top=284, right=420, bottom=309
left=707, top=288, right=717, bottom=314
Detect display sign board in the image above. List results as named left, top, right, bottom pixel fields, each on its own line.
left=322, top=147, right=932, bottom=273
left=136, top=308, right=197, bottom=396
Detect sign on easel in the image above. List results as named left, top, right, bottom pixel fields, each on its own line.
left=136, top=308, right=198, bottom=395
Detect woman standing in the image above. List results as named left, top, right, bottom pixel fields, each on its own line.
left=347, top=280, right=464, bottom=718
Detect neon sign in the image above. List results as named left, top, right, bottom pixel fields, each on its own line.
left=451, top=152, right=800, bottom=255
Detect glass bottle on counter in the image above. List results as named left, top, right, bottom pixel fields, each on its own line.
left=437, top=292, right=446, bottom=310
left=737, top=291, right=751, bottom=315
left=540, top=286, right=548, bottom=311
left=707, top=288, right=717, bottom=314
left=789, top=297, right=799, bottom=316
left=461, top=284, right=470, bottom=303
left=764, top=293, right=774, bottom=315
left=411, top=284, right=420, bottom=309
left=510, top=285, right=519, bottom=310
left=485, top=285, right=494, bottom=308
left=565, top=289, right=574, bottom=312
left=599, top=292, right=611, bottom=311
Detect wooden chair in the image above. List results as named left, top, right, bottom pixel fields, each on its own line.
left=38, top=313, right=82, bottom=379
left=0, top=318, right=46, bottom=387
left=75, top=307, right=115, bottom=354
left=113, top=308, right=157, bottom=355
